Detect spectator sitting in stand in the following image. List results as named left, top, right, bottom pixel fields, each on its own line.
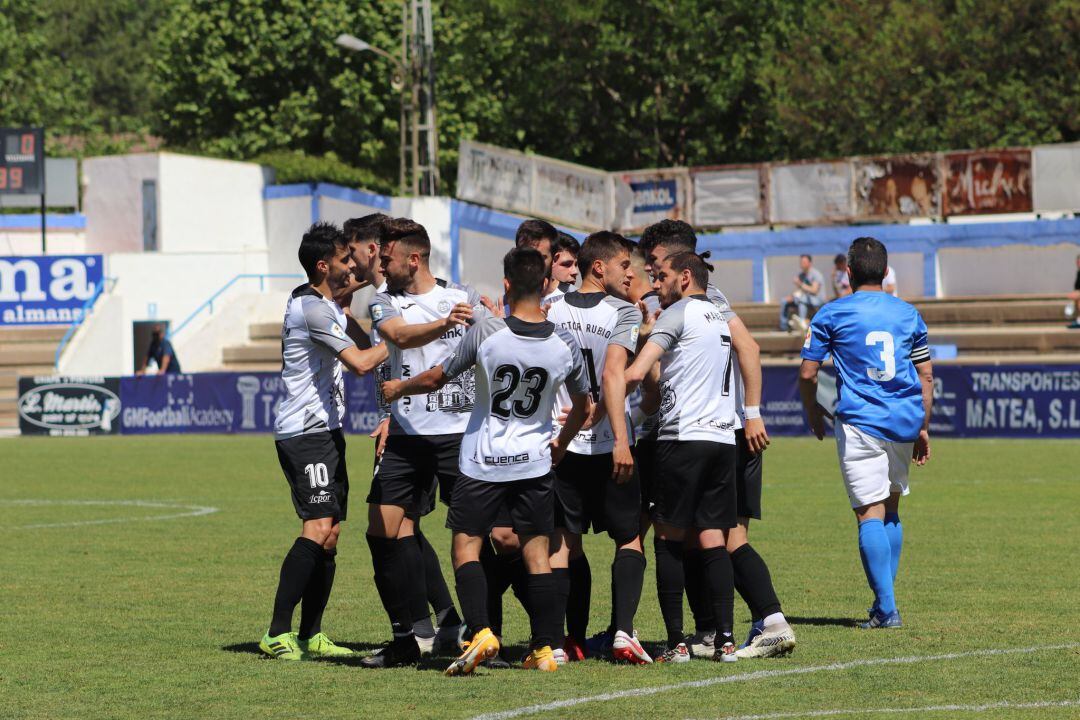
left=138, top=325, right=182, bottom=375
left=832, top=254, right=852, bottom=299
left=779, top=254, right=826, bottom=332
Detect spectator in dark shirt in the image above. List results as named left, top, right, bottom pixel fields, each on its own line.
left=1069, top=254, right=1080, bottom=330
left=138, top=325, right=182, bottom=374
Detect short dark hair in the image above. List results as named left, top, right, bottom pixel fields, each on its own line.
left=503, top=247, right=547, bottom=303
left=639, top=219, right=697, bottom=257
left=665, top=250, right=713, bottom=290
left=800, top=254, right=813, bottom=263
left=515, top=218, right=558, bottom=249
left=578, top=231, right=631, bottom=277
left=847, top=237, right=888, bottom=288
left=553, top=231, right=581, bottom=258
left=344, top=213, right=390, bottom=245
left=382, top=217, right=430, bottom=256
left=833, top=253, right=847, bottom=267
left=298, top=221, right=347, bottom=280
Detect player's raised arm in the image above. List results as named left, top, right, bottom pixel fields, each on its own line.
left=728, top=316, right=770, bottom=454
left=372, top=299, right=472, bottom=349
left=623, top=341, right=664, bottom=390
left=338, top=342, right=388, bottom=377
left=381, top=319, right=483, bottom=402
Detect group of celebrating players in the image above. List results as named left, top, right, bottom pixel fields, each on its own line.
left=259, top=211, right=934, bottom=675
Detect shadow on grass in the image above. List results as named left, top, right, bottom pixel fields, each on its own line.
left=223, top=640, right=387, bottom=657
left=786, top=615, right=860, bottom=628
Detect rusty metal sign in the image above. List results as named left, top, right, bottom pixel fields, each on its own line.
left=944, top=150, right=1032, bottom=215
left=854, top=155, right=941, bottom=219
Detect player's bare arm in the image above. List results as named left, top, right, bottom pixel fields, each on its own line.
left=332, top=277, right=370, bottom=299
left=377, top=303, right=472, bottom=349
left=623, top=340, right=665, bottom=390
left=338, top=343, right=388, bottom=376
left=729, top=316, right=770, bottom=454
left=798, top=359, right=830, bottom=440
left=551, top=392, right=589, bottom=467
left=602, top=344, right=634, bottom=484
left=380, top=364, right=447, bottom=403
left=913, top=360, right=934, bottom=466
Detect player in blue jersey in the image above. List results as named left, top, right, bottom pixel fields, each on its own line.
left=798, top=237, right=934, bottom=629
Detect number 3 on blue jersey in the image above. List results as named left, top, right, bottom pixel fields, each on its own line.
left=864, top=331, right=896, bottom=382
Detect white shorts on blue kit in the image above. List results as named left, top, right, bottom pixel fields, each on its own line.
left=834, top=421, right=913, bottom=509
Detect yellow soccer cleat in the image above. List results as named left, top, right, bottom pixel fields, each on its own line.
left=522, top=645, right=559, bottom=672
left=259, top=631, right=305, bottom=661
left=445, top=627, right=500, bottom=676
left=300, top=632, right=354, bottom=658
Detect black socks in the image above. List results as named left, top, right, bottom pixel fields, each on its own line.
left=298, top=547, right=337, bottom=640
left=417, top=531, right=460, bottom=628
left=566, top=555, right=592, bottom=643
left=366, top=534, right=414, bottom=637
left=683, top=547, right=715, bottom=633
left=731, top=543, right=782, bottom=620
left=654, top=537, right=685, bottom=646
left=526, top=571, right=558, bottom=649
left=612, top=549, right=646, bottom=635
left=269, top=537, right=324, bottom=637
left=702, top=546, right=735, bottom=638
left=455, top=561, right=490, bottom=637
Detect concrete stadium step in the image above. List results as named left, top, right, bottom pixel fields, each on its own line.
left=732, top=298, right=1068, bottom=332
left=249, top=322, right=279, bottom=341
left=0, top=346, right=58, bottom=366
left=0, top=326, right=67, bottom=343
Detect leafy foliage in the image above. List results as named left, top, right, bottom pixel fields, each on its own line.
left=4, top=0, right=1078, bottom=191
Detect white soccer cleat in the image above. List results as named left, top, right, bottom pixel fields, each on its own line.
left=552, top=647, right=567, bottom=666
left=688, top=630, right=715, bottom=658
left=734, top=622, right=796, bottom=659
left=612, top=630, right=653, bottom=664
left=656, top=642, right=691, bottom=664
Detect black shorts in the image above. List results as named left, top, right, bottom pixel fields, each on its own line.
left=651, top=440, right=737, bottom=530
left=634, top=440, right=657, bottom=514
left=367, top=433, right=461, bottom=517
left=276, top=428, right=349, bottom=521
left=554, top=452, right=641, bottom=544
left=735, top=429, right=763, bottom=520
left=447, top=473, right=555, bottom=538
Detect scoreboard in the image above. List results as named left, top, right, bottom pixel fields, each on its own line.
left=0, top=127, right=45, bottom=195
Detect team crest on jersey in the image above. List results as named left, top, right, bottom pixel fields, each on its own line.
left=630, top=325, right=640, bottom=346
left=438, top=299, right=452, bottom=314
left=370, top=304, right=383, bottom=321
left=331, top=323, right=346, bottom=339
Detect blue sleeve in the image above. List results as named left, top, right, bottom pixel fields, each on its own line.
left=161, top=340, right=175, bottom=358
left=910, top=310, right=930, bottom=364
left=801, top=307, right=832, bottom=362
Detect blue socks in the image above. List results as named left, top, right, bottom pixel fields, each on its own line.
left=858, top=518, right=896, bottom=616
left=883, top=512, right=903, bottom=582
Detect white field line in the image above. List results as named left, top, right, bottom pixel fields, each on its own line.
left=692, top=698, right=1080, bottom=720
left=0, top=499, right=219, bottom=529
left=470, top=643, right=1080, bottom=720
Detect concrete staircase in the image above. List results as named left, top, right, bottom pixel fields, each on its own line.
left=221, top=318, right=376, bottom=372
left=0, top=327, right=65, bottom=431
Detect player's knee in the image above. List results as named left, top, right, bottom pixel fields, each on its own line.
left=490, top=526, right=520, bottom=553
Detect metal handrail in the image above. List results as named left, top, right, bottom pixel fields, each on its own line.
left=167, top=273, right=303, bottom=339
left=54, top=277, right=118, bottom=367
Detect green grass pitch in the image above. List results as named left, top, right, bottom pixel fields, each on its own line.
left=1, top=435, right=1078, bottom=719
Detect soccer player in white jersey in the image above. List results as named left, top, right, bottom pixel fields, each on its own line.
left=546, top=231, right=651, bottom=664
left=343, top=214, right=465, bottom=656
left=635, top=220, right=792, bottom=660
left=545, top=231, right=581, bottom=305
left=624, top=250, right=746, bottom=662
left=799, top=237, right=933, bottom=629
left=260, top=222, right=380, bottom=661
left=359, top=218, right=487, bottom=668
left=383, top=248, right=591, bottom=674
